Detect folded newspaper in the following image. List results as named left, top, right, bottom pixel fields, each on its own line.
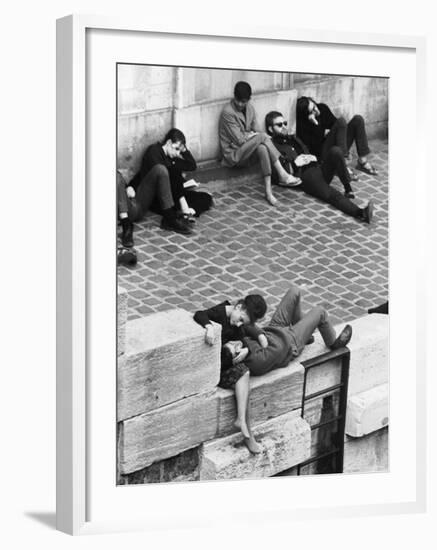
left=183, top=179, right=199, bottom=189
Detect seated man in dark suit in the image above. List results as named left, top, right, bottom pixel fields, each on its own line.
left=126, top=128, right=194, bottom=235
left=265, top=110, right=374, bottom=223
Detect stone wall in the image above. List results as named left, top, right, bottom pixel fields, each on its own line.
left=117, top=286, right=389, bottom=484
left=117, top=66, right=388, bottom=176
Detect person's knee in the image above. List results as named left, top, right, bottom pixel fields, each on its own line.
left=313, top=305, right=327, bottom=319
left=336, top=116, right=347, bottom=128
left=149, top=164, right=169, bottom=179
left=285, top=284, right=301, bottom=302
left=351, top=114, right=364, bottom=127
left=329, top=145, right=343, bottom=159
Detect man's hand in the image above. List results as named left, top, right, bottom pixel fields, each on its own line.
left=294, top=155, right=309, bottom=167
left=246, top=131, right=259, bottom=139
left=126, top=186, right=136, bottom=199
left=205, top=324, right=214, bottom=345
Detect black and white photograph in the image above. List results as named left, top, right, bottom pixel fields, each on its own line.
left=116, top=64, right=389, bottom=484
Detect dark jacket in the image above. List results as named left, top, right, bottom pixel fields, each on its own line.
left=296, top=102, right=337, bottom=159
left=194, top=301, right=263, bottom=344
left=242, top=326, right=297, bottom=376
left=271, top=133, right=318, bottom=178
left=129, top=142, right=197, bottom=196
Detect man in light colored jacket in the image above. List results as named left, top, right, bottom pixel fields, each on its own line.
left=218, top=81, right=301, bottom=206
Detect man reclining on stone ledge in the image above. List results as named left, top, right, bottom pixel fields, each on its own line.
left=221, top=285, right=352, bottom=448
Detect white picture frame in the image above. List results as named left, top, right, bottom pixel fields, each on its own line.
left=56, top=14, right=427, bottom=535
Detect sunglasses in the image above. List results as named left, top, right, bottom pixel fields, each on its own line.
left=274, top=121, right=287, bottom=127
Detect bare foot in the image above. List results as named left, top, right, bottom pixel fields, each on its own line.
left=244, top=436, right=262, bottom=454
left=265, top=193, right=278, bottom=206
left=279, top=174, right=302, bottom=187
left=234, top=417, right=250, bottom=439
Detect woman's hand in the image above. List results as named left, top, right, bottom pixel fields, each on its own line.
left=258, top=334, right=268, bottom=348
left=308, top=113, right=319, bottom=126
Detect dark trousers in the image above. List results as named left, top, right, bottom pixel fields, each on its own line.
left=320, top=146, right=352, bottom=193
left=117, top=165, right=174, bottom=222
left=322, top=115, right=370, bottom=159
left=301, top=165, right=362, bottom=219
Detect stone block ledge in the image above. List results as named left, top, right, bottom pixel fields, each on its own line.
left=345, top=383, right=389, bottom=437
left=117, top=309, right=221, bottom=420
left=199, top=410, right=310, bottom=481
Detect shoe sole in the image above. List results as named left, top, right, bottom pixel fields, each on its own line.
left=366, top=201, right=374, bottom=223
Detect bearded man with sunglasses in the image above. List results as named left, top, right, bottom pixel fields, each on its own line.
left=265, top=111, right=374, bottom=223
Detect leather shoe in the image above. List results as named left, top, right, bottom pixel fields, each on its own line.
left=160, top=216, right=192, bottom=235
left=362, top=200, right=374, bottom=224
left=330, top=324, right=352, bottom=350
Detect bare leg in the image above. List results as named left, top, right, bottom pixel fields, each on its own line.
left=245, top=399, right=262, bottom=454
left=264, top=175, right=278, bottom=206
left=233, top=371, right=250, bottom=439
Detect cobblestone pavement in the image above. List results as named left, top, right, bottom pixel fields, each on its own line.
left=118, top=139, right=388, bottom=327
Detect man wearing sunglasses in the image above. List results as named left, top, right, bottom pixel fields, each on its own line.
left=265, top=111, right=374, bottom=223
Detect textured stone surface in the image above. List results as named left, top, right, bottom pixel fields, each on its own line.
left=343, top=427, right=389, bottom=473
left=117, top=309, right=221, bottom=420
left=346, top=314, right=389, bottom=395
left=117, top=286, right=128, bottom=357
left=119, top=447, right=200, bottom=485
left=345, top=383, right=389, bottom=437
left=199, top=410, right=310, bottom=480
left=215, top=362, right=304, bottom=437
left=118, top=391, right=218, bottom=474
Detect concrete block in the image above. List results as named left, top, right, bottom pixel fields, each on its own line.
left=117, top=309, right=221, bottom=420
left=346, top=314, right=389, bottom=395
left=345, top=383, right=389, bottom=437
left=343, top=427, right=389, bottom=473
left=215, top=362, right=304, bottom=437
left=117, top=286, right=128, bottom=357
left=309, top=314, right=388, bottom=397
left=199, top=410, right=310, bottom=480
left=118, top=391, right=218, bottom=474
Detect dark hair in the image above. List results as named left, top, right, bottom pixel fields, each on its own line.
left=241, top=294, right=267, bottom=324
left=296, top=96, right=310, bottom=124
left=265, top=110, right=283, bottom=135
left=234, top=81, right=252, bottom=101
left=163, top=128, right=186, bottom=145
left=221, top=346, right=234, bottom=371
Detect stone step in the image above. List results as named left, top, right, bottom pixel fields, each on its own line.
left=343, top=427, right=389, bottom=473
left=117, top=309, right=221, bottom=421
left=199, top=410, right=310, bottom=481
left=192, top=163, right=262, bottom=193
left=345, top=383, right=389, bottom=437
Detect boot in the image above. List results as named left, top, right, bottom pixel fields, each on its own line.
left=120, top=218, right=134, bottom=248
